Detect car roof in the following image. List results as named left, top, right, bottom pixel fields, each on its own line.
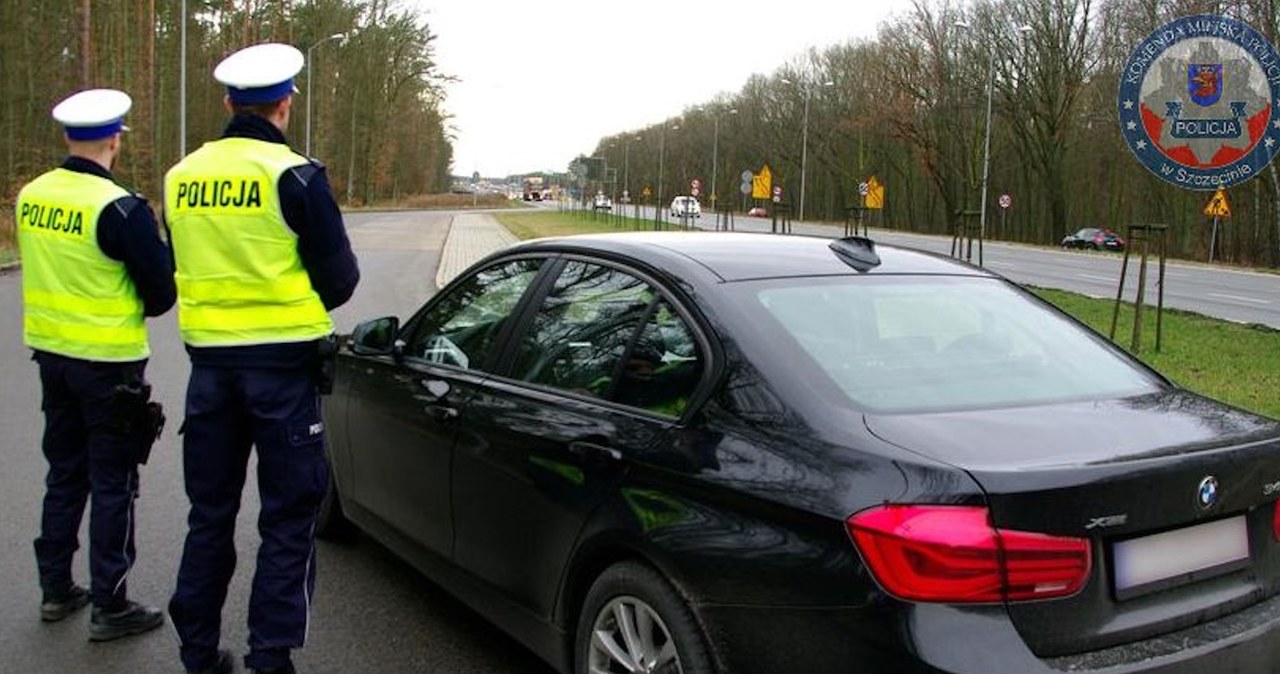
left=506, top=231, right=995, bottom=282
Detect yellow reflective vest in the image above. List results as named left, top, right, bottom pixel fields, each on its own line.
left=17, top=168, right=148, bottom=361
left=165, top=138, right=332, bottom=347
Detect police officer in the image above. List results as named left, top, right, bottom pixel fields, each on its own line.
left=165, top=43, right=359, bottom=674
left=17, top=88, right=175, bottom=640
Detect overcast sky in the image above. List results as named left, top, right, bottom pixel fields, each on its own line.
left=410, top=0, right=910, bottom=178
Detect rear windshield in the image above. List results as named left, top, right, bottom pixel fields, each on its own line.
left=744, top=276, right=1161, bottom=412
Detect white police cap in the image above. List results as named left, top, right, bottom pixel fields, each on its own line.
left=51, top=88, right=132, bottom=141
left=214, top=43, right=304, bottom=105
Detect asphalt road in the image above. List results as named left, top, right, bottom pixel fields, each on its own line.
left=0, top=210, right=557, bottom=674
left=575, top=201, right=1280, bottom=329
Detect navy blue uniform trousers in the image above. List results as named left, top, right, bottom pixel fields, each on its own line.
left=169, top=364, right=327, bottom=673
left=33, top=352, right=145, bottom=610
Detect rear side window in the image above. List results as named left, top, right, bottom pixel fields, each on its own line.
left=750, top=276, right=1160, bottom=412
left=511, top=261, right=704, bottom=416
left=613, top=300, right=703, bottom=416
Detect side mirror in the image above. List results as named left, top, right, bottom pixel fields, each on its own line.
left=350, top=316, right=401, bottom=356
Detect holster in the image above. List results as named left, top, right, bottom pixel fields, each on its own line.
left=107, top=376, right=164, bottom=465
left=316, top=334, right=340, bottom=395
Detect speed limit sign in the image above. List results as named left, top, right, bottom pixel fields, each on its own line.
left=999, top=193, right=1012, bottom=210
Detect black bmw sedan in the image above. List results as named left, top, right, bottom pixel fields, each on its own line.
left=320, top=231, right=1280, bottom=674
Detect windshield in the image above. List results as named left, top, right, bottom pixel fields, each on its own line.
left=743, top=276, right=1162, bottom=413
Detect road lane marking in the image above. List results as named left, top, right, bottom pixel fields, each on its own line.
left=1077, top=273, right=1114, bottom=282
left=1208, top=292, right=1271, bottom=305
left=986, top=261, right=1016, bottom=269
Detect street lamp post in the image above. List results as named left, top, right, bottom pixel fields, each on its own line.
left=711, top=108, right=738, bottom=212
left=780, top=78, right=833, bottom=222
left=656, top=124, right=678, bottom=228
left=305, top=32, right=347, bottom=157
left=956, top=20, right=1031, bottom=266
left=179, top=0, right=187, bottom=158
left=624, top=134, right=640, bottom=203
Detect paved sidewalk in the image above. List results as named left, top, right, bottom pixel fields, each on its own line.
left=434, top=212, right=519, bottom=288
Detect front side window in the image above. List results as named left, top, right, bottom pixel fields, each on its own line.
left=404, top=258, right=543, bottom=371
left=511, top=261, right=653, bottom=398
left=748, top=276, right=1161, bottom=412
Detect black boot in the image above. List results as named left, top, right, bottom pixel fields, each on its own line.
left=188, top=649, right=235, bottom=674
left=88, top=600, right=165, bottom=642
left=40, top=584, right=90, bottom=622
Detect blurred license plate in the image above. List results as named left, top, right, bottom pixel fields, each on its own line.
left=1112, top=515, right=1250, bottom=600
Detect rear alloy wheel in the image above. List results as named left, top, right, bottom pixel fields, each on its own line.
left=577, top=562, right=713, bottom=674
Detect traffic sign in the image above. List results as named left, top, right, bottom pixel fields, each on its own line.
left=751, top=164, right=773, bottom=200
left=740, top=170, right=754, bottom=182
left=642, top=186, right=652, bottom=198
left=864, top=176, right=884, bottom=210
left=691, top=178, right=702, bottom=190
left=1204, top=188, right=1231, bottom=217
left=772, top=185, right=782, bottom=203
left=858, top=181, right=869, bottom=197
left=999, top=193, right=1012, bottom=210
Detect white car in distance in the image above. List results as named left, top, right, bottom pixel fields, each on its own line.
left=670, top=195, right=701, bottom=218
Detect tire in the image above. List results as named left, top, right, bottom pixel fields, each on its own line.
left=315, top=455, right=355, bottom=541
left=575, top=562, right=714, bottom=674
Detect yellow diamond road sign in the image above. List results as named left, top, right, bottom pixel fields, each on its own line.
left=864, top=175, right=885, bottom=210
left=751, top=164, right=773, bottom=200
left=1204, top=189, right=1231, bottom=217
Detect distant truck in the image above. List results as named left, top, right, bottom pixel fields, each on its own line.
left=523, top=177, right=544, bottom=201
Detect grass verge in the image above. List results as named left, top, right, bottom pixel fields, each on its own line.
left=494, top=208, right=682, bottom=240
left=1034, top=288, right=1279, bottom=419
left=0, top=209, right=14, bottom=265
left=491, top=214, right=1280, bottom=420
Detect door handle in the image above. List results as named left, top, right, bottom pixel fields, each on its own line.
left=568, top=441, right=622, bottom=462
left=424, top=404, right=459, bottom=422
left=418, top=378, right=452, bottom=400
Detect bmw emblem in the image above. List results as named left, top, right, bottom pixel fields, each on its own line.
left=1197, top=476, right=1220, bottom=509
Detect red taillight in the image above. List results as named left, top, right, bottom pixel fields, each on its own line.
left=846, top=505, right=1091, bottom=603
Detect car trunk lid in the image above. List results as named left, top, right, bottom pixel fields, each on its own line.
left=864, top=390, right=1280, bottom=656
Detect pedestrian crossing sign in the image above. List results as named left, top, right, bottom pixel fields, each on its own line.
left=1204, top=189, right=1231, bottom=217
